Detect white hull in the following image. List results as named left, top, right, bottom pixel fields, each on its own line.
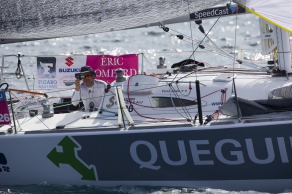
left=0, top=0, right=291, bottom=192
left=1, top=119, right=292, bottom=192
left=101, top=71, right=292, bottom=118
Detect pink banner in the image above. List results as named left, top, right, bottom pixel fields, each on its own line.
left=0, top=91, right=11, bottom=125
left=86, top=54, right=139, bottom=83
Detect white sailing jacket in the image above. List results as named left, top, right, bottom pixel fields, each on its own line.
left=71, top=79, right=107, bottom=111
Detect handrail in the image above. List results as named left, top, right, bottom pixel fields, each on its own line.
left=8, top=88, right=48, bottom=98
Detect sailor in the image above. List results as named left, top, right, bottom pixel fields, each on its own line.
left=71, top=66, right=107, bottom=112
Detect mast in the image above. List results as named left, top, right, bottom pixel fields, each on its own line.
left=276, top=27, right=292, bottom=74
left=259, top=19, right=292, bottom=75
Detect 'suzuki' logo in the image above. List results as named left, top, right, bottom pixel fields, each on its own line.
left=65, top=57, right=74, bottom=67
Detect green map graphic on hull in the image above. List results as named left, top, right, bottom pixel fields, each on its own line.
left=47, top=136, right=96, bottom=181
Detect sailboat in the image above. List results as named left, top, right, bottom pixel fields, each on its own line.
left=0, top=0, right=292, bottom=192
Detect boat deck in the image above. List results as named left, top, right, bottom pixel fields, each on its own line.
left=0, top=111, right=197, bottom=134
left=2, top=109, right=292, bottom=135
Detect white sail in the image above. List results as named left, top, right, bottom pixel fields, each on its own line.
left=234, top=0, right=292, bottom=33
left=0, top=0, right=226, bottom=42
left=259, top=19, right=277, bottom=55
left=235, top=0, right=292, bottom=73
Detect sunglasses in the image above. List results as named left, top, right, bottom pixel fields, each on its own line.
left=81, top=75, right=92, bottom=80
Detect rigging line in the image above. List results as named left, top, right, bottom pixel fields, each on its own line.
left=159, top=25, right=232, bottom=58
left=168, top=84, right=193, bottom=121
left=187, top=0, right=196, bottom=59
left=205, top=35, right=237, bottom=61
left=160, top=5, right=200, bottom=82
left=15, top=108, right=51, bottom=130
left=205, top=35, right=263, bottom=68
left=169, top=28, right=238, bottom=59
left=6, top=87, right=73, bottom=95
left=231, top=3, right=239, bottom=94
left=152, top=47, right=236, bottom=63
left=33, top=115, right=52, bottom=130
left=174, top=37, right=225, bottom=55
left=188, top=16, right=222, bottom=63
left=108, top=84, right=173, bottom=110
left=125, top=76, right=187, bottom=122
left=140, top=54, right=155, bottom=70
left=159, top=26, right=238, bottom=62
left=143, top=33, right=260, bottom=67
left=173, top=37, right=241, bottom=61
left=174, top=81, right=192, bottom=97
left=172, top=16, right=222, bottom=83
left=5, top=91, right=36, bottom=113
left=232, top=7, right=239, bottom=77
left=71, top=95, right=105, bottom=104
left=159, top=24, right=239, bottom=59
left=165, top=30, right=201, bottom=45
left=42, top=88, right=74, bottom=93
left=123, top=83, right=187, bottom=109
left=168, top=28, right=199, bottom=42
left=201, top=89, right=224, bottom=99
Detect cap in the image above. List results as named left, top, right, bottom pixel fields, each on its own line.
left=80, top=66, right=94, bottom=72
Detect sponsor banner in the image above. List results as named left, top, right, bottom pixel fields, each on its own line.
left=36, top=54, right=138, bottom=89
left=86, top=54, right=139, bottom=83
left=190, top=5, right=246, bottom=20
left=36, top=56, right=85, bottom=89
left=0, top=91, right=11, bottom=125
left=56, top=56, right=86, bottom=88
left=36, top=56, right=58, bottom=89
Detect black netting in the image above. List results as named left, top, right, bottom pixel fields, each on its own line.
left=0, top=0, right=226, bottom=41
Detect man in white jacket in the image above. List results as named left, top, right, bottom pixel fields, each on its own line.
left=71, top=66, right=106, bottom=112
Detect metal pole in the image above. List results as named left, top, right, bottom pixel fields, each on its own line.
left=195, top=80, right=203, bottom=125
left=116, top=86, right=126, bottom=129
left=232, top=78, right=242, bottom=121
left=8, top=90, right=17, bottom=134
left=0, top=56, right=4, bottom=85
left=18, top=54, right=30, bottom=90
left=141, top=53, right=144, bottom=74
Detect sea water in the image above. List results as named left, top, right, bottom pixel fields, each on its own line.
left=0, top=185, right=270, bottom=194
left=0, top=14, right=288, bottom=194
left=0, top=14, right=264, bottom=92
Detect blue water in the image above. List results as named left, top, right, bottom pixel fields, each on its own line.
left=0, top=14, right=287, bottom=194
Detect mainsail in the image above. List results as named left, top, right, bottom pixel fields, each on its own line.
left=234, top=0, right=292, bottom=33
left=235, top=0, right=292, bottom=74
left=0, top=0, right=226, bottom=43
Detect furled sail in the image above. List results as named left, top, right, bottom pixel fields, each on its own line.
left=234, top=0, right=292, bottom=33
left=0, top=0, right=227, bottom=43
